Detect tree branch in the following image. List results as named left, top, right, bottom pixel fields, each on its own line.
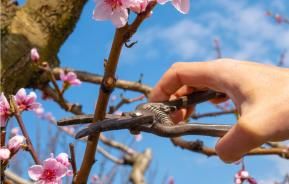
left=75, top=2, right=157, bottom=182
left=97, top=146, right=125, bottom=165
left=109, top=94, right=145, bottom=113
left=99, top=134, right=136, bottom=155
left=5, top=170, right=33, bottom=184
left=1, top=0, right=88, bottom=94
left=10, top=96, right=41, bottom=164
left=171, top=137, right=289, bottom=159
left=40, top=85, right=83, bottom=115
left=128, top=149, right=152, bottom=184
left=52, top=67, right=152, bottom=95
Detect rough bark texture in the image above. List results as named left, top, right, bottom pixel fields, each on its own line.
left=128, top=149, right=152, bottom=184
left=1, top=0, right=88, bottom=94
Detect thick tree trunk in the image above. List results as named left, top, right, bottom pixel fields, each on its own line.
left=1, top=0, right=88, bottom=94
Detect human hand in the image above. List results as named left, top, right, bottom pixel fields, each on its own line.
left=149, top=59, right=289, bottom=163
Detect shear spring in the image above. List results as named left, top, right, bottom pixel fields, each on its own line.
left=140, top=104, right=174, bottom=126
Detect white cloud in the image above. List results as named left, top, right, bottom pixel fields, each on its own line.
left=127, top=0, right=289, bottom=64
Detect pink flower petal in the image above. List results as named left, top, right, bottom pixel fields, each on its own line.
left=43, top=158, right=67, bottom=179
left=70, top=79, right=81, bottom=85
left=66, top=72, right=77, bottom=81
left=111, top=8, right=128, bottom=28
left=28, top=165, right=44, bottom=181
left=172, top=0, right=190, bottom=14
left=0, top=93, right=10, bottom=127
left=59, top=70, right=66, bottom=81
left=130, top=0, right=148, bottom=13
left=43, top=158, right=60, bottom=171
left=56, top=153, right=71, bottom=167
left=157, top=0, right=171, bottom=5
left=135, top=133, right=142, bottom=142
left=11, top=127, right=20, bottom=136
left=0, top=93, right=9, bottom=109
left=0, top=148, right=11, bottom=160
left=8, top=135, right=25, bottom=152
left=26, top=92, right=37, bottom=104
left=30, top=48, right=40, bottom=62
left=66, top=170, right=73, bottom=176
left=15, top=88, right=27, bottom=101
left=93, top=1, right=113, bottom=20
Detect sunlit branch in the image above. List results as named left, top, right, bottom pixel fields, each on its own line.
left=40, top=85, right=83, bottom=115
left=97, top=146, right=125, bottom=165
left=75, top=1, right=157, bottom=182
left=9, top=96, right=41, bottom=164
left=5, top=170, right=33, bottom=184
left=171, top=137, right=289, bottom=159
left=109, top=94, right=145, bottom=113
left=52, top=67, right=152, bottom=95
left=69, top=143, right=77, bottom=176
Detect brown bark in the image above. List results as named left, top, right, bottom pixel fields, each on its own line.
left=1, top=0, right=88, bottom=94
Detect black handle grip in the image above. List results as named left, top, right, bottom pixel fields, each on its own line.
left=163, top=90, right=226, bottom=108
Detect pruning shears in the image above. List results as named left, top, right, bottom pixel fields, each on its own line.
left=57, top=90, right=231, bottom=139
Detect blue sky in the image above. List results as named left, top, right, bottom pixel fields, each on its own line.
left=11, top=0, right=289, bottom=183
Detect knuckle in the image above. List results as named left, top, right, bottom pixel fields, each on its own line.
left=171, top=62, right=186, bottom=70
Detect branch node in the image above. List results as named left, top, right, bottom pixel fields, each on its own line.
left=101, top=76, right=117, bottom=94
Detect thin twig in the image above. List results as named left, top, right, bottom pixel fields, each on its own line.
left=40, top=85, right=83, bottom=115
left=1, top=127, right=6, bottom=147
left=109, top=94, right=145, bottom=113
left=278, top=50, right=287, bottom=66
left=39, top=63, right=82, bottom=113
left=9, top=96, right=41, bottom=164
left=100, top=134, right=136, bottom=155
left=97, top=146, right=125, bottom=164
left=213, top=38, right=222, bottom=58
left=69, top=143, right=77, bottom=176
left=52, top=67, right=152, bottom=95
left=171, top=137, right=289, bottom=159
left=5, top=170, right=33, bottom=184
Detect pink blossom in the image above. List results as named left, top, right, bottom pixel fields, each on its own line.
left=8, top=135, right=25, bottom=153
left=0, top=148, right=11, bottom=160
left=135, top=133, right=142, bottom=142
left=93, top=0, right=130, bottom=28
left=60, top=70, right=81, bottom=86
left=28, top=157, right=67, bottom=183
left=91, top=175, right=102, bottom=184
left=56, top=153, right=71, bottom=168
left=157, top=0, right=190, bottom=14
left=14, top=88, right=40, bottom=111
left=44, top=112, right=56, bottom=122
left=55, top=153, right=73, bottom=177
left=167, top=176, right=175, bottom=184
left=11, top=127, right=20, bottom=136
left=62, top=126, right=75, bottom=135
left=234, top=169, right=257, bottom=184
left=0, top=93, right=11, bottom=127
left=30, top=48, right=40, bottom=62
left=274, top=14, right=283, bottom=24
left=34, top=107, right=45, bottom=117
left=130, top=0, right=148, bottom=13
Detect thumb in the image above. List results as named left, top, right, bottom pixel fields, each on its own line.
left=215, top=117, right=267, bottom=163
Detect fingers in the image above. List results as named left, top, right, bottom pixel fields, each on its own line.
left=169, top=86, right=195, bottom=123
left=215, top=118, right=267, bottom=163
left=149, top=61, right=226, bottom=102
